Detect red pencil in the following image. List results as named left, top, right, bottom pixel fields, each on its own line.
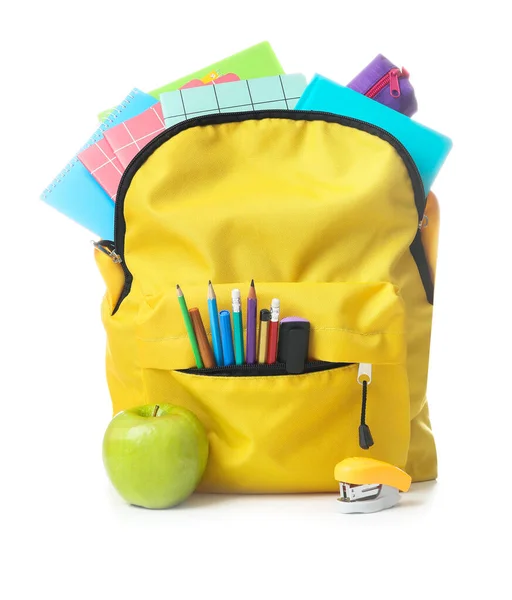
left=266, top=298, right=280, bottom=364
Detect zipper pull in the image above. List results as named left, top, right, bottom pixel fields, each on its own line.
left=389, top=68, right=402, bottom=98
left=357, top=363, right=374, bottom=450
left=91, top=240, right=122, bottom=263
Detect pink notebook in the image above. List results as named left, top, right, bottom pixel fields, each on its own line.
left=77, top=138, right=123, bottom=201
left=104, top=103, right=165, bottom=168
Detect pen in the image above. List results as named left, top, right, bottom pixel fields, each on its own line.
left=232, top=289, right=244, bottom=365
left=266, top=298, right=280, bottom=364
left=189, top=307, right=215, bottom=369
left=246, top=280, right=257, bottom=364
left=219, top=310, right=235, bottom=366
left=207, top=280, right=223, bottom=366
left=257, top=309, right=271, bottom=363
left=176, top=284, right=203, bottom=369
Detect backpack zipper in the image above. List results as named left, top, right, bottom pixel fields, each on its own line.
left=108, top=110, right=432, bottom=312
left=92, top=239, right=122, bottom=263
left=180, top=359, right=374, bottom=451
left=365, top=67, right=409, bottom=99
left=114, top=110, right=425, bottom=251
left=178, top=360, right=352, bottom=377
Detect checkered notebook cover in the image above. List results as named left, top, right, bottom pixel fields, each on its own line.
left=78, top=138, right=123, bottom=201
left=160, top=74, right=307, bottom=128
left=104, top=104, right=165, bottom=169
left=41, top=88, right=157, bottom=239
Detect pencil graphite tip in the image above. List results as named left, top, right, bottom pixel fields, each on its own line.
left=248, top=279, right=257, bottom=300
left=208, top=280, right=212, bottom=285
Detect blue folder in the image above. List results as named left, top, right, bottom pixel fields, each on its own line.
left=295, top=74, right=452, bottom=192
left=41, top=89, right=157, bottom=240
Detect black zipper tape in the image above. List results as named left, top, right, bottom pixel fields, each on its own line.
left=410, top=229, right=434, bottom=304
left=177, top=360, right=352, bottom=377
left=111, top=110, right=432, bottom=314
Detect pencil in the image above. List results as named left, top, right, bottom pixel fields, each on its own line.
left=246, top=280, right=257, bottom=364
left=176, top=284, right=203, bottom=369
left=207, top=281, right=223, bottom=366
left=232, top=288, right=244, bottom=365
left=189, top=308, right=215, bottom=369
left=257, top=309, right=271, bottom=363
left=266, top=298, right=280, bottom=364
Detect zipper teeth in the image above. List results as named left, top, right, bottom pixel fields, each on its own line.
left=365, top=73, right=392, bottom=99
left=114, top=109, right=424, bottom=247
left=110, top=109, right=427, bottom=314
left=187, top=360, right=339, bottom=372
left=179, top=360, right=353, bottom=375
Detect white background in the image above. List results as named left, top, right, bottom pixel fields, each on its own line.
left=2, top=1, right=511, bottom=598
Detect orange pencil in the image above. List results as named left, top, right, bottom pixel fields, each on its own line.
left=189, top=307, right=215, bottom=369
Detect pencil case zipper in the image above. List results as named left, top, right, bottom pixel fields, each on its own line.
left=177, top=360, right=374, bottom=450
left=365, top=67, right=410, bottom=99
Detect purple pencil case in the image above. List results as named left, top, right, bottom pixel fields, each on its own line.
left=347, top=54, right=418, bottom=117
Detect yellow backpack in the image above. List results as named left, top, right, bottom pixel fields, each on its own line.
left=95, top=110, right=438, bottom=493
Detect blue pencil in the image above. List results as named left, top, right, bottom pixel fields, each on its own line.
left=207, top=281, right=223, bottom=366
left=219, top=311, right=235, bottom=366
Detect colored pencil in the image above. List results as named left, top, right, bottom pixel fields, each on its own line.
left=189, top=307, right=215, bottom=369
left=176, top=285, right=203, bottom=369
left=232, top=289, right=244, bottom=365
left=246, top=280, right=257, bottom=364
left=207, top=281, right=223, bottom=366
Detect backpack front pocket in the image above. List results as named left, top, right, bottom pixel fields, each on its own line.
left=135, top=281, right=410, bottom=493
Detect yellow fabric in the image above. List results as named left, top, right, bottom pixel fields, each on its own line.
left=422, top=191, right=440, bottom=285
left=97, top=116, right=438, bottom=491
left=94, top=247, right=125, bottom=313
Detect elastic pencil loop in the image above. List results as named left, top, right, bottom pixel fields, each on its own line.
left=42, top=90, right=139, bottom=197
left=358, top=381, right=374, bottom=450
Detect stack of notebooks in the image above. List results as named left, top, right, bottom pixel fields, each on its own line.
left=41, top=41, right=453, bottom=240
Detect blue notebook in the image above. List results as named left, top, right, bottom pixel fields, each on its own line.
left=295, top=75, right=452, bottom=192
left=41, top=89, right=158, bottom=240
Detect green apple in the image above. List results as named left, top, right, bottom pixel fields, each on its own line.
left=102, top=403, right=209, bottom=509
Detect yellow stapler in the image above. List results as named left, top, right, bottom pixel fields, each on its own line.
left=334, top=457, right=412, bottom=513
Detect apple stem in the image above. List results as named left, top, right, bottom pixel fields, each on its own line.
left=152, top=405, right=160, bottom=417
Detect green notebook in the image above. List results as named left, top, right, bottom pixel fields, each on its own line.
left=98, top=41, right=284, bottom=120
